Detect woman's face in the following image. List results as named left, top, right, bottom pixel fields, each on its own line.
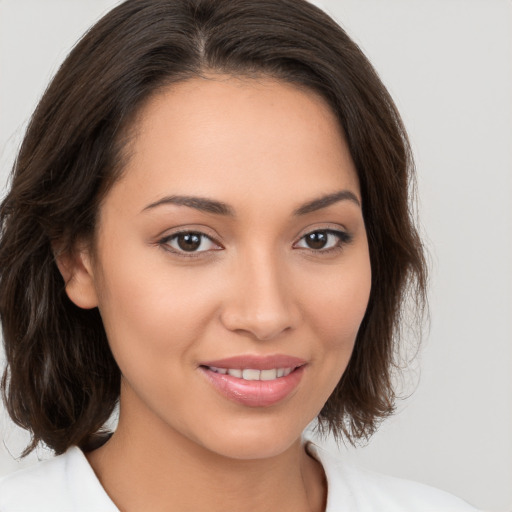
left=73, top=76, right=371, bottom=460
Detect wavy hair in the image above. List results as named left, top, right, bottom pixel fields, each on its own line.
left=0, top=0, right=426, bottom=455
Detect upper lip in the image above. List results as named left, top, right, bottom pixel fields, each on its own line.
left=200, top=354, right=307, bottom=370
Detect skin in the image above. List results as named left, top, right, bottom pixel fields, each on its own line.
left=60, top=75, right=372, bottom=512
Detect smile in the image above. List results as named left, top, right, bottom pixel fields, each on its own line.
left=199, top=355, right=307, bottom=407
left=206, top=367, right=295, bottom=380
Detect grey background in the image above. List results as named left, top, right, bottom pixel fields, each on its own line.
left=1, top=1, right=511, bottom=510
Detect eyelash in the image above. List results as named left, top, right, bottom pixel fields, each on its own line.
left=158, top=228, right=352, bottom=259
left=159, top=230, right=222, bottom=258
left=294, top=229, right=352, bottom=254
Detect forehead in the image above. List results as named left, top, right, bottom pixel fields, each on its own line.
left=111, top=75, right=360, bottom=213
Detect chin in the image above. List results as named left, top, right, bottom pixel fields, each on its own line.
left=193, top=416, right=308, bottom=461
left=208, top=435, right=301, bottom=461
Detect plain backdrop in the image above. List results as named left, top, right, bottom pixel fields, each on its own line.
left=0, top=1, right=511, bottom=511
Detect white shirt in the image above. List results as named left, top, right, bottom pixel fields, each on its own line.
left=0, top=442, right=478, bottom=511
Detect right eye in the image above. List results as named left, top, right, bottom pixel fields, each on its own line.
left=160, top=231, right=222, bottom=256
left=293, top=229, right=352, bottom=254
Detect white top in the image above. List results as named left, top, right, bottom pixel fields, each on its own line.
left=0, top=442, right=479, bottom=511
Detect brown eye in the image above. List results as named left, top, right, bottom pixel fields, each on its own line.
left=304, top=231, right=329, bottom=250
left=162, top=231, right=220, bottom=254
left=294, top=229, right=352, bottom=252
left=176, top=233, right=202, bottom=251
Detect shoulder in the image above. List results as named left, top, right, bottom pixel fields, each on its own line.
left=306, top=442, right=480, bottom=512
left=0, top=446, right=118, bottom=512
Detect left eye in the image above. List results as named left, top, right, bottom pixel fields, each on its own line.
left=294, top=230, right=349, bottom=251
left=163, top=232, right=220, bottom=253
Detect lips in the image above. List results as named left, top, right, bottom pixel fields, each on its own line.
left=207, top=367, right=296, bottom=380
left=201, top=354, right=306, bottom=370
left=199, top=354, right=307, bottom=407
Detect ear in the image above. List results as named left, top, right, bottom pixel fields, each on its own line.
left=54, top=242, right=99, bottom=309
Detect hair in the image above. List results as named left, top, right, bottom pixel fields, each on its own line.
left=0, top=0, right=426, bottom=456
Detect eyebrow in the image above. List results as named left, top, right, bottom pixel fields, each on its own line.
left=142, top=190, right=360, bottom=216
left=293, top=190, right=361, bottom=215
left=143, top=195, right=235, bottom=216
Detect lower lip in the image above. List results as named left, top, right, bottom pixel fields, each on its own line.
left=200, top=366, right=306, bottom=407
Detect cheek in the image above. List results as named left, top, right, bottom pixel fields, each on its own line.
left=308, top=251, right=371, bottom=346
left=93, top=250, right=223, bottom=373
left=303, top=247, right=371, bottom=391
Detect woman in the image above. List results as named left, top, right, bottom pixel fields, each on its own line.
left=0, top=0, right=477, bottom=510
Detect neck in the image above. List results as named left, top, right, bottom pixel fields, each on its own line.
left=86, top=389, right=326, bottom=512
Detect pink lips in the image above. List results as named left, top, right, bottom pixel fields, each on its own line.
left=199, top=355, right=307, bottom=407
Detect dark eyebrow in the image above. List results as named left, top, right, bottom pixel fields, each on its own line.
left=293, top=190, right=361, bottom=215
left=142, top=195, right=235, bottom=216
left=143, top=190, right=360, bottom=217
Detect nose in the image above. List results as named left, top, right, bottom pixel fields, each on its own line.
left=219, top=249, right=300, bottom=341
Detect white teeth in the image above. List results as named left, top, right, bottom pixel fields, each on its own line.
left=242, top=369, right=260, bottom=380
left=260, top=369, right=278, bottom=381
left=208, top=366, right=296, bottom=381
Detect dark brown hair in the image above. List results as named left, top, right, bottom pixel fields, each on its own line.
left=0, top=0, right=426, bottom=456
